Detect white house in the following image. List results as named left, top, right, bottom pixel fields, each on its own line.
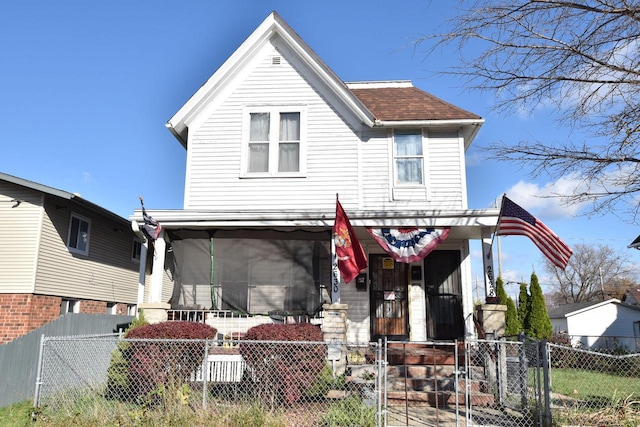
left=549, top=299, right=640, bottom=351
left=131, top=12, right=500, bottom=344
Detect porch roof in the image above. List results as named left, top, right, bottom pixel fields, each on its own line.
left=130, top=208, right=499, bottom=240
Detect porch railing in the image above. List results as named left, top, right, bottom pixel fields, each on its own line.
left=167, top=309, right=324, bottom=339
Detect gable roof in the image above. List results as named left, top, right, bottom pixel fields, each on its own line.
left=548, top=298, right=640, bottom=319
left=167, top=12, right=484, bottom=148
left=167, top=11, right=374, bottom=147
left=0, top=172, right=127, bottom=225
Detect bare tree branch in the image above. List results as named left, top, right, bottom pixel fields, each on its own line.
left=421, top=1, right=640, bottom=219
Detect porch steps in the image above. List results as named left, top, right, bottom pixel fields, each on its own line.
left=384, top=344, right=495, bottom=407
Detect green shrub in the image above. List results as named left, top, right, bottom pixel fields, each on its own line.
left=320, top=395, right=375, bottom=427
left=240, top=323, right=326, bottom=405
left=104, top=311, right=149, bottom=401
left=106, top=321, right=216, bottom=404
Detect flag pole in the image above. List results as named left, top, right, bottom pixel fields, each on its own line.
left=331, top=193, right=340, bottom=303
left=493, top=193, right=507, bottom=279
left=490, top=193, right=507, bottom=251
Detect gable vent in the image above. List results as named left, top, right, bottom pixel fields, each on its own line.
left=271, top=56, right=281, bottom=66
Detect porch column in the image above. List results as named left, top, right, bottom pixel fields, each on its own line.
left=131, top=220, right=148, bottom=316
left=140, top=230, right=169, bottom=323
left=323, top=303, right=348, bottom=375
left=481, top=226, right=498, bottom=303
left=137, top=241, right=147, bottom=310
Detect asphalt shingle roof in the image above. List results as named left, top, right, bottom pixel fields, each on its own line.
left=349, top=86, right=482, bottom=122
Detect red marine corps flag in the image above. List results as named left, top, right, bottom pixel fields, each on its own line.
left=333, top=199, right=367, bottom=284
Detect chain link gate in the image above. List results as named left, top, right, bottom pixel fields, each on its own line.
left=381, top=337, right=549, bottom=427
left=464, top=336, right=549, bottom=427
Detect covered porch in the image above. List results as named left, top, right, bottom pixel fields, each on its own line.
left=130, top=208, right=500, bottom=343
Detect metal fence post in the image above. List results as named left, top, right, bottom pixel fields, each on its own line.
left=33, top=334, right=45, bottom=408
left=541, top=339, right=551, bottom=427
left=202, top=338, right=209, bottom=410
left=518, top=333, right=528, bottom=410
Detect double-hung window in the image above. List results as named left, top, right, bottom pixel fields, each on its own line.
left=67, top=213, right=90, bottom=255
left=393, top=129, right=424, bottom=186
left=245, top=107, right=305, bottom=176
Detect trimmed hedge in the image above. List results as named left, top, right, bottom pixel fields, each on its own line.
left=240, top=323, right=326, bottom=405
left=109, top=321, right=217, bottom=403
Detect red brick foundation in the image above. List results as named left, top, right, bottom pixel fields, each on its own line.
left=0, top=294, right=133, bottom=344
left=0, top=294, right=61, bottom=344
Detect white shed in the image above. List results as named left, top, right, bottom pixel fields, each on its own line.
left=548, top=299, right=640, bottom=351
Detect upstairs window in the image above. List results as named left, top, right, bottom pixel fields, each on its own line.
left=67, top=213, right=90, bottom=255
left=393, top=130, right=424, bottom=185
left=245, top=107, right=305, bottom=176
left=131, top=237, right=142, bottom=262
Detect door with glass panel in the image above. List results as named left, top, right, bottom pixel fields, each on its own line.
left=370, top=255, right=409, bottom=340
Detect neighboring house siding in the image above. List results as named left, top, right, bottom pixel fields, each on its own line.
left=562, top=303, right=640, bottom=350
left=34, top=197, right=139, bottom=304
left=0, top=182, right=43, bottom=294
left=185, top=40, right=362, bottom=211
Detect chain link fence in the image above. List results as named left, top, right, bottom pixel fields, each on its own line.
left=34, top=335, right=383, bottom=426
left=33, top=334, right=640, bottom=426
left=548, top=342, right=640, bottom=426
left=464, top=336, right=546, bottom=427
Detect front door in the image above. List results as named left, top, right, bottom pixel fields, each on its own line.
left=424, top=250, right=464, bottom=339
left=370, top=255, right=409, bottom=340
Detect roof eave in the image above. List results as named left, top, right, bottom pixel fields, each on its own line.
left=166, top=12, right=376, bottom=145
left=374, top=118, right=485, bottom=147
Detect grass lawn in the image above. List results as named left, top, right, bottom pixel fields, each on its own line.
left=0, top=400, right=33, bottom=427
left=550, top=368, right=640, bottom=400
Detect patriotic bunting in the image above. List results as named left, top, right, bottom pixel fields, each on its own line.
left=367, top=227, right=450, bottom=263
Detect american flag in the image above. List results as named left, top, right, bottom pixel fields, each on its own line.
left=497, top=196, right=572, bottom=269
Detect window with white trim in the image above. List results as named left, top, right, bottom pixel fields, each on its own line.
left=393, top=129, right=424, bottom=185
left=107, top=302, right=117, bottom=315
left=60, top=299, right=79, bottom=315
left=244, top=107, right=305, bottom=176
left=127, top=304, right=137, bottom=316
left=67, top=213, right=90, bottom=255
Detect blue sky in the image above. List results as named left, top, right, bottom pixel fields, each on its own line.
left=2, top=1, right=638, bottom=296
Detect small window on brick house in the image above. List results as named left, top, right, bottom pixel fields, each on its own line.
left=107, top=302, right=117, bottom=315
left=127, top=304, right=137, bottom=316
left=60, top=299, right=79, bottom=315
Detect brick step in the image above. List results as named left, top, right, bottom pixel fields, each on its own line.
left=387, top=376, right=487, bottom=394
left=387, top=390, right=495, bottom=407
left=387, top=346, right=463, bottom=366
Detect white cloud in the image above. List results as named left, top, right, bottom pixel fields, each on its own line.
left=503, top=174, right=591, bottom=219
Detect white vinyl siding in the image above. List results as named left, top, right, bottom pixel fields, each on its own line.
left=185, top=39, right=360, bottom=211
left=182, top=39, right=467, bottom=213
left=0, top=182, right=43, bottom=293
